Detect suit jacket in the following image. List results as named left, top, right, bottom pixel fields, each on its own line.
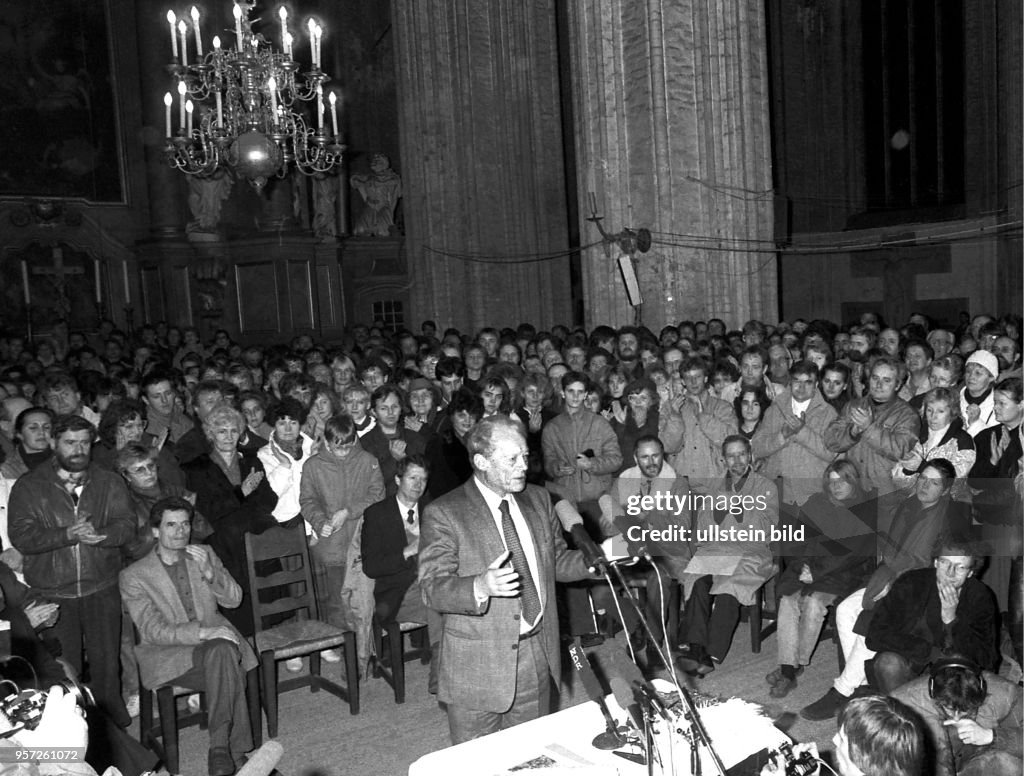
left=361, top=497, right=423, bottom=618
left=120, top=546, right=258, bottom=688
left=419, top=480, right=590, bottom=712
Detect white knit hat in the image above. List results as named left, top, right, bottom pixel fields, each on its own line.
left=966, top=349, right=999, bottom=379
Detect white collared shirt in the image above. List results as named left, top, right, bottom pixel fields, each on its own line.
left=397, top=495, right=420, bottom=557
left=474, top=477, right=542, bottom=632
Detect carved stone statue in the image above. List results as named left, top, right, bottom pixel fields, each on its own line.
left=350, top=153, right=401, bottom=237
left=187, top=170, right=234, bottom=233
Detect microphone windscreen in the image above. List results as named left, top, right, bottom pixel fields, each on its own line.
left=235, top=741, right=284, bottom=776
left=554, top=499, right=584, bottom=531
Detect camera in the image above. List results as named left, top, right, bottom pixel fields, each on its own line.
left=776, top=741, right=818, bottom=776
left=0, top=679, right=93, bottom=733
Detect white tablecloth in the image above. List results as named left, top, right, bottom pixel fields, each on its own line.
left=409, top=681, right=789, bottom=776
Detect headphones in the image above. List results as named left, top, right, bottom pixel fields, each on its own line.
left=928, top=656, right=986, bottom=698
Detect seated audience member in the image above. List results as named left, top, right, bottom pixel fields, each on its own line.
left=424, top=388, right=483, bottom=499
left=120, top=497, right=256, bottom=776
left=361, top=384, right=428, bottom=497
left=752, top=360, right=837, bottom=507
left=802, top=458, right=971, bottom=720
left=299, top=413, right=384, bottom=658
left=94, top=398, right=186, bottom=489
left=768, top=460, right=875, bottom=698
left=542, top=371, right=622, bottom=506
left=967, top=378, right=1023, bottom=614
left=892, top=387, right=975, bottom=500
left=678, top=435, right=777, bottom=675
left=600, top=435, right=692, bottom=662
left=361, top=455, right=432, bottom=630
left=893, top=656, right=1023, bottom=776
left=866, top=534, right=999, bottom=693
left=0, top=407, right=53, bottom=480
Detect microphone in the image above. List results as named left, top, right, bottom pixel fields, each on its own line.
left=554, top=500, right=608, bottom=573
left=609, top=675, right=644, bottom=730
left=235, top=741, right=284, bottom=776
left=567, top=638, right=625, bottom=750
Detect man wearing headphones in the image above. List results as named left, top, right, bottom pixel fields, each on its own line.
left=893, top=656, right=1023, bottom=776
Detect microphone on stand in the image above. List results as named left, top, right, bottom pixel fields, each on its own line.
left=567, top=638, right=625, bottom=750
left=555, top=500, right=609, bottom=574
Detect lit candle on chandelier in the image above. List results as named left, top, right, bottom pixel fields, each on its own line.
left=307, top=19, right=317, bottom=67
left=185, top=99, right=194, bottom=135
left=190, top=6, right=203, bottom=58
left=314, top=24, right=323, bottom=69
left=177, top=81, right=187, bottom=131
left=178, top=20, right=188, bottom=66
left=163, top=92, right=173, bottom=137
left=278, top=7, right=288, bottom=52
left=233, top=3, right=244, bottom=52
left=329, top=91, right=338, bottom=137
left=268, top=77, right=279, bottom=127
left=167, top=11, right=178, bottom=59
left=284, top=32, right=293, bottom=60
left=316, top=83, right=324, bottom=130
left=215, top=89, right=223, bottom=128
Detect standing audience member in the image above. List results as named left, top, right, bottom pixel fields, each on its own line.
left=960, top=350, right=1000, bottom=437
left=299, top=413, right=384, bottom=661
left=753, top=361, right=837, bottom=507
left=8, top=414, right=134, bottom=726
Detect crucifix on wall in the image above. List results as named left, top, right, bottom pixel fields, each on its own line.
left=21, top=243, right=102, bottom=332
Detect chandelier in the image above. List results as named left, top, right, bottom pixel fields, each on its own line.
left=162, top=1, right=343, bottom=192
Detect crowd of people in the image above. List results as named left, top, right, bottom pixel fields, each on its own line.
left=0, top=308, right=1020, bottom=775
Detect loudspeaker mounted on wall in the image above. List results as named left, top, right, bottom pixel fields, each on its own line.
left=617, top=254, right=642, bottom=307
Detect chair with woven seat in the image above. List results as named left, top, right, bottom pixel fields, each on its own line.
left=244, top=522, right=360, bottom=737
left=370, top=616, right=430, bottom=703
left=135, top=627, right=262, bottom=773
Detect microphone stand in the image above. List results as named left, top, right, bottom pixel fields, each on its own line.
left=600, top=559, right=728, bottom=776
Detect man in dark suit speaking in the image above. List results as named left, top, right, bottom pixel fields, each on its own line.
left=419, top=415, right=592, bottom=743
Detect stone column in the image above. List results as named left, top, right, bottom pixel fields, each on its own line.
left=568, top=0, right=778, bottom=330
left=391, top=0, right=572, bottom=333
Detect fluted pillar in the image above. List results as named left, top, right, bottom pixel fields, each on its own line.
left=568, top=0, right=778, bottom=329
left=392, top=0, right=572, bottom=332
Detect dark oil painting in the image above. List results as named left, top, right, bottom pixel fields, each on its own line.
left=0, top=0, right=124, bottom=202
